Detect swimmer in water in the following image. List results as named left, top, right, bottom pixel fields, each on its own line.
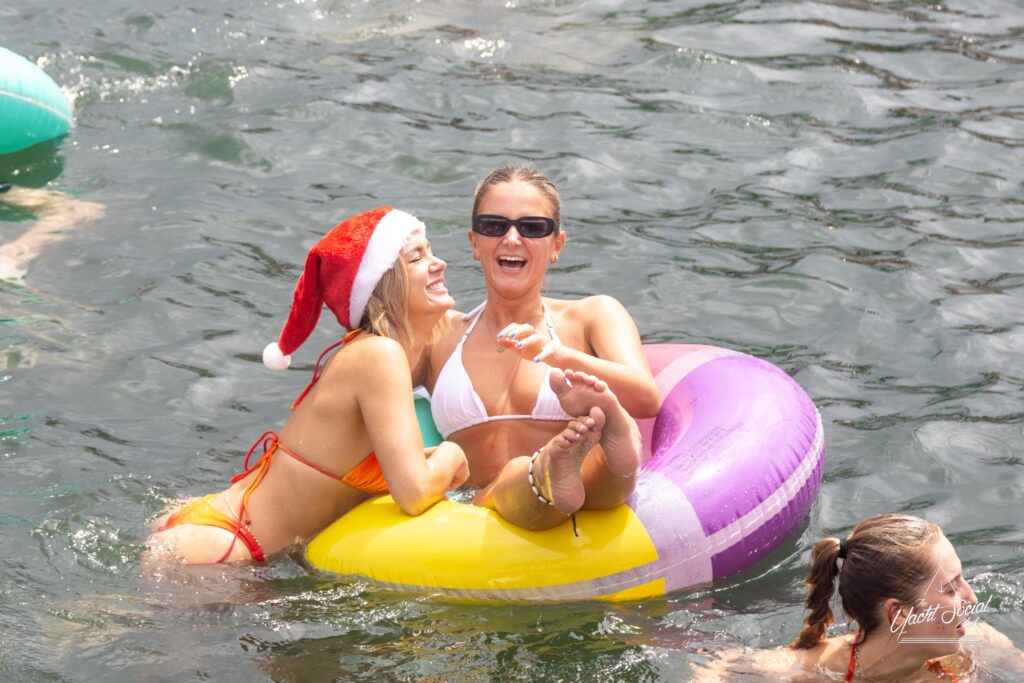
left=0, top=183, right=105, bottom=281
left=693, top=513, right=1024, bottom=681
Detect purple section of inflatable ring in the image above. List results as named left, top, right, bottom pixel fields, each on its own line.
left=709, top=446, right=824, bottom=579
left=639, top=352, right=824, bottom=583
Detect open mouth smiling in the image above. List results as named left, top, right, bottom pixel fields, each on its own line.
left=497, top=256, right=527, bottom=270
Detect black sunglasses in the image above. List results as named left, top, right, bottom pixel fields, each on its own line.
left=472, top=214, right=559, bottom=239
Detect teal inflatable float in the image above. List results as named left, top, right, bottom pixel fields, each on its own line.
left=0, top=47, right=73, bottom=154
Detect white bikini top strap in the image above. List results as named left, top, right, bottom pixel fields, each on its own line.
left=460, top=301, right=487, bottom=342
left=461, top=300, right=486, bottom=322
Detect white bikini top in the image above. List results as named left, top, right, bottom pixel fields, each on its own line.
left=430, top=301, right=573, bottom=439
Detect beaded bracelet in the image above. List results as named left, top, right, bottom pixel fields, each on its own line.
left=527, top=449, right=553, bottom=507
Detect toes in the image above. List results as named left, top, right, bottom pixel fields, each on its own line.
left=549, top=367, right=570, bottom=396
left=564, top=369, right=584, bottom=385
left=569, top=369, right=596, bottom=385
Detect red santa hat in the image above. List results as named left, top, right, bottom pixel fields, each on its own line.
left=262, top=206, right=425, bottom=370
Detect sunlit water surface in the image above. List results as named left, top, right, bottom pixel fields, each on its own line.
left=2, top=1, right=1022, bottom=680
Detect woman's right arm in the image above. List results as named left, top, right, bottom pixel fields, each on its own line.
left=353, top=336, right=468, bottom=515
left=970, top=621, right=1024, bottom=666
left=691, top=646, right=805, bottom=681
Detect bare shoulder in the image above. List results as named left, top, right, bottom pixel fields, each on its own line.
left=441, top=309, right=469, bottom=338
left=427, top=310, right=468, bottom=365
left=967, top=620, right=1019, bottom=649
left=549, top=294, right=624, bottom=316
left=327, top=335, right=410, bottom=381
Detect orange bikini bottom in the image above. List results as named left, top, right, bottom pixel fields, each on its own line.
left=157, top=494, right=266, bottom=563
left=158, top=431, right=388, bottom=563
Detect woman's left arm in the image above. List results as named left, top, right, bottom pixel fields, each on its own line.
left=500, top=295, right=661, bottom=417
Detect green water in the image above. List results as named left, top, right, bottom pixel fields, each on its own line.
left=1, top=1, right=1022, bottom=680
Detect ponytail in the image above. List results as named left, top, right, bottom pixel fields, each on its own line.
left=789, top=514, right=942, bottom=649
left=790, top=537, right=842, bottom=649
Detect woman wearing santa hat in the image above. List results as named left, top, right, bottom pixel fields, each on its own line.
left=148, top=207, right=475, bottom=564
left=420, top=166, right=662, bottom=531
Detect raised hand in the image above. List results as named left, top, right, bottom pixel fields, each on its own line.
left=496, top=322, right=562, bottom=363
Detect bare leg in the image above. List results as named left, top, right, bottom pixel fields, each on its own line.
left=475, top=410, right=603, bottom=529
left=550, top=368, right=641, bottom=478
left=0, top=188, right=105, bottom=281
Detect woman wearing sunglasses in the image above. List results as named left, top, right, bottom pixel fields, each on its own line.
left=420, top=165, right=661, bottom=530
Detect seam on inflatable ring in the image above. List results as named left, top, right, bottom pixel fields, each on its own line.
left=0, top=89, right=74, bottom=126
left=702, top=408, right=824, bottom=555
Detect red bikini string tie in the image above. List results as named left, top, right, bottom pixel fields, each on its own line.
left=215, top=430, right=281, bottom=563
left=290, top=328, right=363, bottom=411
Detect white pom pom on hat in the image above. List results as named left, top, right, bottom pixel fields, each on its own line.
left=262, top=342, right=291, bottom=371
left=262, top=207, right=425, bottom=370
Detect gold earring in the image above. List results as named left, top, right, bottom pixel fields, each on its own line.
left=550, top=255, right=558, bottom=264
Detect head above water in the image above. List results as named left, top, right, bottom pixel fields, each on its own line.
left=472, top=165, right=561, bottom=228
left=791, top=513, right=945, bottom=649
left=262, top=207, right=426, bottom=370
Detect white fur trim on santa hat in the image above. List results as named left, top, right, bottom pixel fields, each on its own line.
left=262, top=341, right=291, bottom=371
left=348, top=209, right=425, bottom=329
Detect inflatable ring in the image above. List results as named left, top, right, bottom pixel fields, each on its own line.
left=307, top=344, right=825, bottom=602
left=0, top=47, right=73, bottom=155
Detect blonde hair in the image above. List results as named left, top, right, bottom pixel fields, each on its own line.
left=361, top=260, right=412, bottom=344
left=472, top=165, right=561, bottom=226
left=360, top=256, right=451, bottom=345
left=790, top=513, right=943, bottom=649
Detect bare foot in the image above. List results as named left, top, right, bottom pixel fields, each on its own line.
left=549, top=368, right=641, bottom=478
left=537, top=407, right=604, bottom=514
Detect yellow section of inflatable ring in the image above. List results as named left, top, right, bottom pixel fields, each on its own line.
left=306, top=496, right=661, bottom=599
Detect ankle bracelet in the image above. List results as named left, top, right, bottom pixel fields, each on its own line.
left=528, top=449, right=580, bottom=537
left=527, top=449, right=554, bottom=507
